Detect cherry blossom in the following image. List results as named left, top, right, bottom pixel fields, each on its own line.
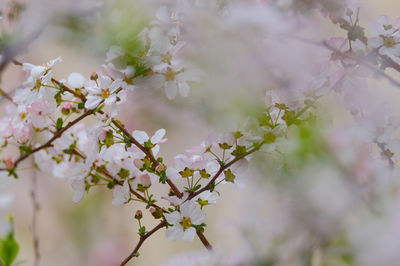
left=165, top=200, right=205, bottom=242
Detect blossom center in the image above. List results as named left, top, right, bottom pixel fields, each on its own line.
left=383, top=36, right=396, bottom=48
left=162, top=52, right=172, bottom=64
left=181, top=217, right=192, bottom=229
left=165, top=68, right=176, bottom=81
left=20, top=112, right=27, bottom=120
left=101, top=89, right=111, bottom=99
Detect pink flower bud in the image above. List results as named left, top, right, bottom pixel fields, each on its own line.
left=139, top=173, right=152, bottom=187
left=90, top=72, right=98, bottom=80
left=135, top=210, right=143, bottom=220
left=155, top=163, right=164, bottom=172
left=4, top=157, right=14, bottom=169
left=149, top=207, right=155, bottom=214
left=134, top=159, right=144, bottom=169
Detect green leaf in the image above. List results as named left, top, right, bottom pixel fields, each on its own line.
left=19, top=145, right=32, bottom=157
left=231, top=145, right=247, bottom=157
left=138, top=226, right=146, bottom=236
left=56, top=118, right=63, bottom=130
left=224, top=169, right=235, bottom=183
left=219, top=143, right=232, bottom=150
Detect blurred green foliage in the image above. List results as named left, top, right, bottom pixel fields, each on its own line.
left=0, top=216, right=19, bottom=266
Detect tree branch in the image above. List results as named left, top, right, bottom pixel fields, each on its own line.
left=120, top=220, right=166, bottom=266
left=0, top=109, right=93, bottom=171
left=188, top=144, right=263, bottom=200
left=30, top=166, right=40, bottom=266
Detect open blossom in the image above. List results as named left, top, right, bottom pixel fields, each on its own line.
left=22, top=56, right=62, bottom=88
left=369, top=15, right=400, bottom=63
left=164, top=200, right=205, bottom=242
left=132, top=128, right=167, bottom=156
left=25, top=99, right=57, bottom=129
left=150, top=61, right=201, bottom=100
left=85, top=75, right=124, bottom=109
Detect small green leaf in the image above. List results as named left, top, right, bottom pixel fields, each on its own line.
left=138, top=226, right=146, bottom=236
left=224, top=169, right=235, bottom=183
left=56, top=118, right=63, bottom=130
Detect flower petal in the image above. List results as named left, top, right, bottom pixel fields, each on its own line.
left=165, top=211, right=182, bottom=225
left=151, top=128, right=166, bottom=143
left=182, top=227, right=196, bottom=242
left=166, top=225, right=183, bottom=241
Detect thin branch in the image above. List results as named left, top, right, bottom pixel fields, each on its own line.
left=120, top=220, right=166, bottom=266
left=0, top=88, right=16, bottom=105
left=30, top=166, right=40, bottom=266
left=0, top=109, right=93, bottom=171
left=189, top=144, right=263, bottom=200
left=288, top=35, right=400, bottom=88
left=101, top=169, right=169, bottom=214
left=51, top=78, right=184, bottom=198
left=197, top=232, right=212, bottom=251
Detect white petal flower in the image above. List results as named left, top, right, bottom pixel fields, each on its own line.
left=165, top=200, right=205, bottom=242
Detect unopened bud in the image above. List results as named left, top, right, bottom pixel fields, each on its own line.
left=135, top=210, right=143, bottom=220
left=90, top=72, right=98, bottom=81
left=139, top=174, right=152, bottom=187
left=4, top=157, right=14, bottom=169
left=149, top=207, right=162, bottom=219
left=155, top=163, right=164, bottom=172
left=61, top=102, right=72, bottom=115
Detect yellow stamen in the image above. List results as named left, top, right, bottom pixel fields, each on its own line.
left=162, top=52, right=173, bottom=64
left=101, top=89, right=111, bottom=99
left=383, top=36, right=396, bottom=48
left=181, top=217, right=192, bottom=229
left=165, top=68, right=176, bottom=81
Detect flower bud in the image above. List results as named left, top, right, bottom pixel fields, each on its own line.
left=139, top=174, right=152, bottom=187
left=4, top=157, right=14, bottom=169
left=90, top=72, right=98, bottom=80
left=155, top=163, right=164, bottom=172
left=135, top=210, right=143, bottom=220
left=134, top=159, right=144, bottom=169
left=149, top=207, right=162, bottom=219
left=61, top=102, right=72, bottom=115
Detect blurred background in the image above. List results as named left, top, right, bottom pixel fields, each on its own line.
left=0, top=0, right=400, bottom=265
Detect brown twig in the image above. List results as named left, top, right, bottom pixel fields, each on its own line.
left=120, top=220, right=167, bottom=266
left=188, top=145, right=262, bottom=200
left=0, top=109, right=93, bottom=171
left=30, top=165, right=40, bottom=266
left=0, top=88, right=16, bottom=105
left=197, top=232, right=213, bottom=251
left=52, top=78, right=184, bottom=198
